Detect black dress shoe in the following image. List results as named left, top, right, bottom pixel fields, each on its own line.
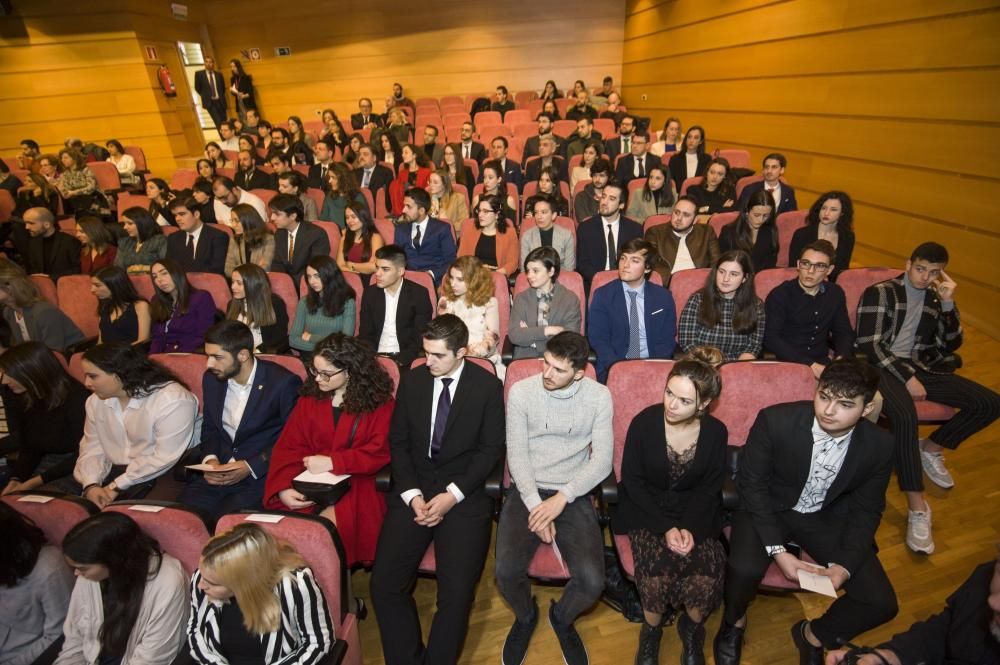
left=712, top=620, right=745, bottom=665
left=790, top=620, right=824, bottom=665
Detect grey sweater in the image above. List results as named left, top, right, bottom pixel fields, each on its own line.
left=506, top=374, right=613, bottom=510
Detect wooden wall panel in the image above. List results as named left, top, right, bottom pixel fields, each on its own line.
left=623, top=0, right=1000, bottom=336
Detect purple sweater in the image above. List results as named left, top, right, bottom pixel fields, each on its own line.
left=150, top=289, right=217, bottom=353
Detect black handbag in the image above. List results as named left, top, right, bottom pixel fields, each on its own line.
left=291, top=415, right=359, bottom=508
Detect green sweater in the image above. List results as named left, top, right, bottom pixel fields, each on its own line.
left=289, top=298, right=355, bottom=351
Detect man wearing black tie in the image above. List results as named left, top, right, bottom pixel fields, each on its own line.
left=350, top=97, right=384, bottom=131
left=614, top=133, right=660, bottom=188
left=371, top=314, right=506, bottom=665
left=307, top=139, right=336, bottom=190
left=458, top=121, right=487, bottom=167
left=576, top=181, right=643, bottom=292
left=164, top=197, right=230, bottom=276
left=194, top=56, right=228, bottom=133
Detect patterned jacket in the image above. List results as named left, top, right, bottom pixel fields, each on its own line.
left=855, top=274, right=963, bottom=382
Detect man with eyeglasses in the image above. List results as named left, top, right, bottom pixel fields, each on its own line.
left=763, top=240, right=854, bottom=379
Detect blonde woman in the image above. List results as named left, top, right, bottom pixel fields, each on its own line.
left=184, top=523, right=335, bottom=664
left=427, top=169, right=468, bottom=237
left=437, top=256, right=504, bottom=379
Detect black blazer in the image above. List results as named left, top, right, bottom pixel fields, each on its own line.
left=614, top=407, right=728, bottom=542
left=12, top=227, right=81, bottom=279
left=193, top=69, right=227, bottom=110
left=272, top=221, right=331, bottom=285
left=307, top=162, right=333, bottom=190
left=667, top=152, right=711, bottom=194
left=358, top=279, right=433, bottom=367
left=350, top=113, right=384, bottom=130
left=615, top=153, right=661, bottom=188
left=165, top=223, right=229, bottom=275
left=524, top=156, right=568, bottom=185
left=459, top=142, right=488, bottom=166
left=230, top=73, right=256, bottom=110
left=235, top=168, right=273, bottom=192
left=575, top=215, right=644, bottom=287
left=389, top=362, right=505, bottom=510
left=788, top=225, right=855, bottom=283
left=738, top=180, right=798, bottom=215
left=353, top=164, right=394, bottom=202
left=718, top=221, right=779, bottom=272
left=226, top=293, right=289, bottom=354
left=737, top=401, right=893, bottom=574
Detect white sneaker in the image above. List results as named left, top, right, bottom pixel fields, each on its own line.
left=920, top=448, right=955, bottom=489
left=907, top=506, right=935, bottom=554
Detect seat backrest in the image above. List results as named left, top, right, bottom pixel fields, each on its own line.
left=513, top=270, right=586, bottom=328
left=775, top=210, right=810, bottom=267
left=305, top=188, right=325, bottom=218
left=492, top=271, right=511, bottom=347
left=117, top=193, right=151, bottom=216
left=680, top=177, right=703, bottom=196
left=586, top=270, right=663, bottom=309
left=717, top=149, right=751, bottom=169
left=503, top=357, right=597, bottom=402
left=170, top=169, right=198, bottom=191
left=377, top=356, right=401, bottom=396
left=754, top=268, right=798, bottom=302
left=643, top=214, right=671, bottom=234
left=30, top=274, right=59, bottom=306
left=216, top=512, right=351, bottom=628
left=207, top=222, right=233, bottom=238
left=504, top=109, right=532, bottom=127
left=607, top=359, right=675, bottom=479
left=124, top=145, right=148, bottom=171
left=312, top=221, right=342, bottom=259
left=56, top=275, right=99, bottom=338
left=257, top=354, right=307, bottom=381
left=375, top=218, right=395, bottom=246
left=266, top=272, right=299, bottom=332
left=249, top=188, right=277, bottom=212
left=86, top=162, right=121, bottom=192
left=593, top=118, right=616, bottom=138
left=410, top=355, right=496, bottom=375
left=68, top=351, right=86, bottom=384
left=475, top=111, right=502, bottom=127
left=129, top=273, right=156, bottom=301
left=552, top=120, right=577, bottom=139
left=150, top=353, right=206, bottom=409
left=187, top=272, right=231, bottom=312
left=512, top=122, right=536, bottom=140
left=714, top=361, right=817, bottom=446
left=2, top=493, right=97, bottom=547
left=838, top=267, right=900, bottom=329
left=709, top=211, right=739, bottom=237
left=669, top=268, right=710, bottom=327
left=735, top=175, right=763, bottom=200
left=104, top=501, right=213, bottom=576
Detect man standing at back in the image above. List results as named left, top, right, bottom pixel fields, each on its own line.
left=371, top=315, right=505, bottom=665
left=194, top=56, right=227, bottom=133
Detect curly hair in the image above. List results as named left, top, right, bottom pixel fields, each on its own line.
left=806, top=191, right=854, bottom=235
left=82, top=342, right=184, bottom=397
left=440, top=256, right=494, bottom=307
left=301, top=333, right=394, bottom=412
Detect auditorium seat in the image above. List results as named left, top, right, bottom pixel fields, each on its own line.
left=86, top=162, right=122, bottom=193
left=377, top=356, right=401, bottom=396
left=717, top=149, right=751, bottom=169
left=150, top=353, right=207, bottom=409
left=587, top=269, right=663, bottom=310
left=735, top=175, right=763, bottom=200
left=124, top=145, right=148, bottom=174
left=754, top=267, right=797, bottom=302
left=2, top=492, right=97, bottom=547
left=170, top=169, right=198, bottom=191
left=130, top=273, right=156, bottom=301
left=375, top=188, right=390, bottom=220
left=207, top=222, right=233, bottom=238
left=314, top=221, right=342, bottom=259
left=258, top=353, right=307, bottom=381
left=512, top=123, right=536, bottom=140
left=680, top=177, right=703, bottom=196
left=775, top=210, right=809, bottom=267
left=552, top=120, right=577, bottom=139
left=305, top=188, right=325, bottom=218
left=216, top=512, right=361, bottom=665
left=709, top=211, right=739, bottom=237
left=410, top=355, right=496, bottom=375
left=643, top=213, right=671, bottom=234
left=0, top=190, right=16, bottom=223
left=30, top=274, right=58, bottom=306
left=104, top=501, right=213, bottom=575
left=250, top=188, right=277, bottom=211
left=593, top=118, right=616, bottom=138
left=627, top=178, right=647, bottom=201
left=366, top=272, right=437, bottom=315
left=452, top=183, right=470, bottom=209
left=475, top=111, right=502, bottom=128
left=67, top=351, right=85, bottom=384
left=266, top=271, right=299, bottom=332
left=56, top=275, right=99, bottom=338
left=513, top=270, right=586, bottom=329
left=117, top=193, right=151, bottom=214
left=187, top=272, right=231, bottom=312
left=837, top=267, right=900, bottom=329
left=555, top=98, right=572, bottom=117
left=464, top=159, right=480, bottom=182
left=669, top=268, right=710, bottom=327
left=375, top=218, right=395, bottom=246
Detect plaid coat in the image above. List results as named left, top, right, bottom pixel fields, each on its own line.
left=855, top=274, right=963, bottom=382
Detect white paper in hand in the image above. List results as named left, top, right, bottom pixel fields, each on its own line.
left=293, top=470, right=351, bottom=485
left=186, top=463, right=225, bottom=472
left=797, top=568, right=837, bottom=598
left=550, top=540, right=568, bottom=575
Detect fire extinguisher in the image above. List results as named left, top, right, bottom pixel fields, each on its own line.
left=158, top=65, right=177, bottom=97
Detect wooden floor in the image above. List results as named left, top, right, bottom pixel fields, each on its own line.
left=351, top=325, right=1000, bottom=664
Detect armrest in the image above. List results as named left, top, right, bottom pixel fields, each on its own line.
left=484, top=457, right=504, bottom=500
left=500, top=337, right=514, bottom=364
left=374, top=463, right=392, bottom=492
left=321, top=640, right=348, bottom=665
left=595, top=471, right=617, bottom=526
left=722, top=445, right=742, bottom=512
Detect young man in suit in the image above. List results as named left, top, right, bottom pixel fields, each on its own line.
left=269, top=192, right=331, bottom=285
left=573, top=158, right=611, bottom=224
left=178, top=321, right=301, bottom=520
left=587, top=238, right=676, bottom=382
left=165, top=196, right=230, bottom=276
left=371, top=314, right=506, bottom=665
left=421, top=125, right=445, bottom=166
left=644, top=196, right=721, bottom=284
left=491, top=85, right=516, bottom=119
left=524, top=135, right=568, bottom=185
left=393, top=188, right=456, bottom=285
left=737, top=153, right=797, bottom=214
left=498, top=331, right=612, bottom=665
left=458, top=121, right=487, bottom=166
left=521, top=113, right=563, bottom=167
left=358, top=244, right=433, bottom=368
left=351, top=97, right=384, bottom=131
left=354, top=143, right=394, bottom=205
left=14, top=207, right=81, bottom=279
left=856, top=242, right=1000, bottom=555
left=714, top=359, right=898, bottom=665
left=193, top=56, right=227, bottom=132
left=604, top=114, right=637, bottom=161
left=307, top=139, right=337, bottom=190
left=575, top=181, right=643, bottom=292
left=482, top=136, right=522, bottom=192
left=614, top=133, right=660, bottom=189
left=234, top=149, right=272, bottom=191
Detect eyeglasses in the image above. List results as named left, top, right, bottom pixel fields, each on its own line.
left=797, top=259, right=831, bottom=272
left=308, top=366, right=345, bottom=381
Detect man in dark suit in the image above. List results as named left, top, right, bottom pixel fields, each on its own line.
left=193, top=56, right=227, bottom=132
left=603, top=114, right=637, bottom=161
left=521, top=113, right=563, bottom=167
left=269, top=193, right=331, bottom=285
left=358, top=244, right=433, bottom=367
left=421, top=125, right=445, bottom=166
left=713, top=359, right=898, bottom=665
left=587, top=238, right=676, bottom=382
left=307, top=139, right=337, bottom=190
left=575, top=181, right=643, bottom=291
left=614, top=133, right=660, bottom=188
left=235, top=149, right=273, bottom=191
left=491, top=85, right=515, bottom=119
left=737, top=152, right=798, bottom=214
left=15, top=207, right=81, bottom=279
left=354, top=144, right=394, bottom=206
left=644, top=196, right=721, bottom=283
left=524, top=136, right=567, bottom=184
left=178, top=321, right=301, bottom=520
left=371, top=314, right=505, bottom=665
left=165, top=197, right=229, bottom=275
left=480, top=136, right=522, bottom=191
left=393, top=188, right=456, bottom=285
left=457, top=121, right=487, bottom=166
left=351, top=97, right=384, bottom=131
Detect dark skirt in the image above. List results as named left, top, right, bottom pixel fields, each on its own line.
left=629, top=528, right=727, bottom=614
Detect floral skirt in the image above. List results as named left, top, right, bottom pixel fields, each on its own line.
left=628, top=528, right=726, bottom=614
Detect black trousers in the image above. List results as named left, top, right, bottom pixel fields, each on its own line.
left=878, top=368, right=1000, bottom=492
left=722, top=510, right=898, bottom=649
left=204, top=99, right=228, bottom=131
left=370, top=493, right=493, bottom=665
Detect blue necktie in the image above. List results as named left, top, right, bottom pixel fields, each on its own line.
left=430, top=378, right=452, bottom=459
left=627, top=291, right=641, bottom=359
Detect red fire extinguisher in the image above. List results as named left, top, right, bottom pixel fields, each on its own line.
left=158, top=66, right=177, bottom=97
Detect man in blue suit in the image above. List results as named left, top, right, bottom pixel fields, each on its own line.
left=588, top=238, right=677, bottom=382
left=178, top=321, right=301, bottom=519
left=737, top=152, right=798, bottom=214
left=394, top=187, right=457, bottom=285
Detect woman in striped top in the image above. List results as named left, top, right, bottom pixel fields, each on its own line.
left=184, top=523, right=334, bottom=665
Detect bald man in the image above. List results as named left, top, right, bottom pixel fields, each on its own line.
left=9, top=208, right=81, bottom=279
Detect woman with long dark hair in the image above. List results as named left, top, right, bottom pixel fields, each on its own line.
left=687, top=156, right=736, bottom=223
left=375, top=131, right=401, bottom=169
left=540, top=79, right=562, bottom=100
left=342, top=132, right=364, bottom=167
left=197, top=156, right=219, bottom=180
left=229, top=59, right=257, bottom=120
left=320, top=108, right=349, bottom=152
left=337, top=202, right=383, bottom=275
left=387, top=143, right=432, bottom=217
left=145, top=177, right=176, bottom=227
left=224, top=202, right=275, bottom=277
left=0, top=259, right=85, bottom=351
left=91, top=265, right=151, bottom=345
left=667, top=125, right=710, bottom=195
left=320, top=162, right=367, bottom=229
left=75, top=215, right=117, bottom=274
left=115, top=206, right=167, bottom=275
left=14, top=172, right=60, bottom=216
left=718, top=187, right=779, bottom=271
left=522, top=166, right=569, bottom=219
left=226, top=263, right=287, bottom=353
left=0, top=503, right=74, bottom=664
left=0, top=341, right=89, bottom=496
left=470, top=159, right=517, bottom=220
left=56, top=512, right=188, bottom=663
left=678, top=250, right=765, bottom=360
left=788, top=191, right=856, bottom=282
left=625, top=163, right=675, bottom=223
left=289, top=256, right=355, bottom=355
left=440, top=143, right=475, bottom=190
left=149, top=258, right=216, bottom=353
left=264, top=333, right=394, bottom=565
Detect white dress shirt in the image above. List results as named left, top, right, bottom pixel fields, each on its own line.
left=185, top=223, right=205, bottom=257
left=74, top=382, right=199, bottom=490
left=600, top=217, right=620, bottom=270
left=203, top=359, right=259, bottom=476
left=764, top=181, right=782, bottom=206
left=685, top=152, right=698, bottom=179
left=378, top=281, right=403, bottom=353
left=219, top=137, right=240, bottom=152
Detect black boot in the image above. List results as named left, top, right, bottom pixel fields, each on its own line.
left=634, top=622, right=662, bottom=665
left=676, top=612, right=706, bottom=665
left=712, top=620, right=745, bottom=665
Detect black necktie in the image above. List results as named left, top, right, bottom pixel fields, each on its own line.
left=606, top=225, right=616, bottom=268
left=638, top=159, right=645, bottom=177
left=413, top=226, right=422, bottom=249
left=186, top=233, right=195, bottom=260
left=320, top=165, right=327, bottom=181
left=430, top=378, right=452, bottom=459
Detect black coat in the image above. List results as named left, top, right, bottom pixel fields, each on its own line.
left=358, top=279, right=433, bottom=367
left=165, top=223, right=230, bottom=275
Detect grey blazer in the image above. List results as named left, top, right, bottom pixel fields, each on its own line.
left=519, top=225, right=576, bottom=271
left=507, top=282, right=582, bottom=359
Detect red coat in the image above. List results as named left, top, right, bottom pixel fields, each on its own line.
left=80, top=246, right=117, bottom=275
left=264, top=395, right=394, bottom=566
left=388, top=166, right=432, bottom=216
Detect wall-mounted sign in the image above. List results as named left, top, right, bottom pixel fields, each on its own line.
left=248, top=48, right=261, bottom=61
left=171, top=3, right=188, bottom=20
left=144, top=45, right=158, bottom=61
left=276, top=47, right=291, bottom=57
